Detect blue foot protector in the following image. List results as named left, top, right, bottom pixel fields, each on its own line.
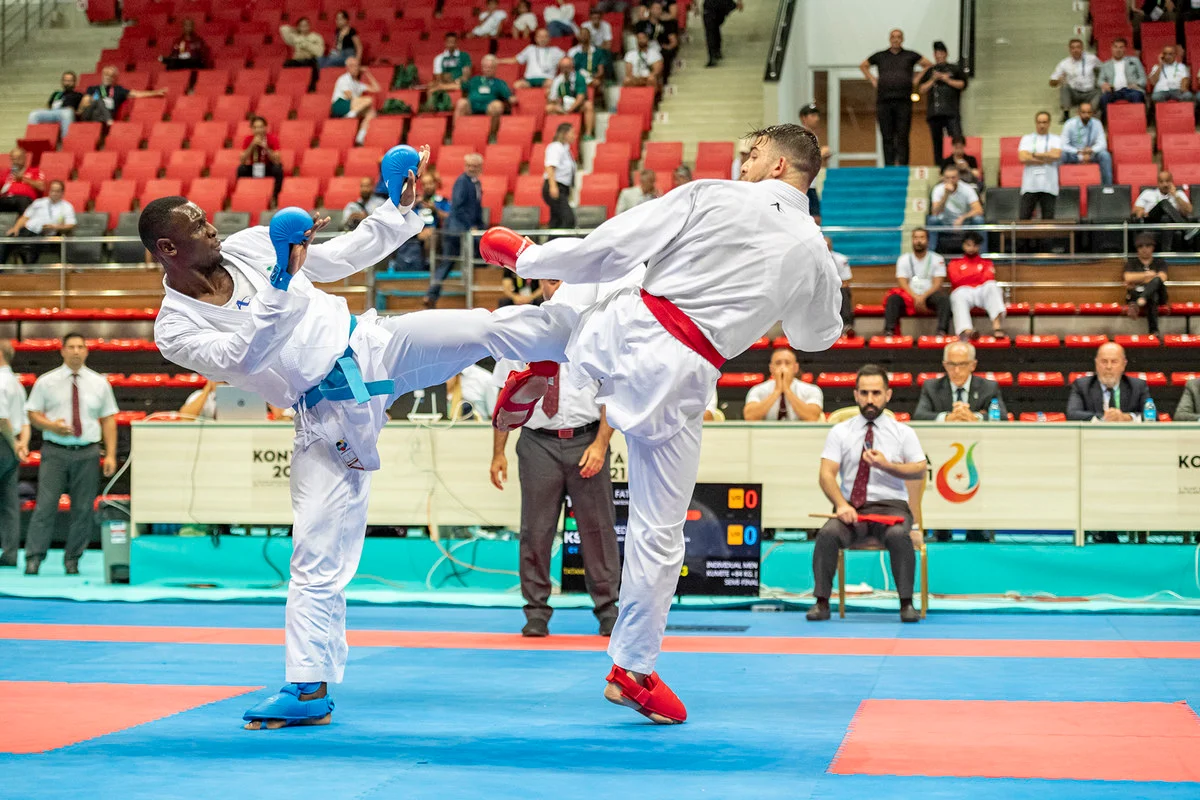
left=242, top=683, right=334, bottom=726
left=381, top=144, right=420, bottom=206
left=268, top=207, right=315, bottom=290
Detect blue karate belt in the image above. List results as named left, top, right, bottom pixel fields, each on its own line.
left=300, top=317, right=394, bottom=408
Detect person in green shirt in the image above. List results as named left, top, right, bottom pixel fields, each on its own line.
left=432, top=32, right=473, bottom=90
left=571, top=27, right=613, bottom=109
left=545, top=56, right=594, bottom=139
left=454, top=54, right=512, bottom=137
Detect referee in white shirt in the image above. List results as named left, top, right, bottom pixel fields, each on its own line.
left=23, top=333, right=118, bottom=575
left=489, top=283, right=619, bottom=636
left=0, top=340, right=29, bottom=567
left=810, top=365, right=926, bottom=623
left=543, top=122, right=577, bottom=229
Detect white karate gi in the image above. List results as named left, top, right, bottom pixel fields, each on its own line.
left=950, top=283, right=1005, bottom=335
left=514, top=179, right=843, bottom=673
left=155, top=199, right=577, bottom=683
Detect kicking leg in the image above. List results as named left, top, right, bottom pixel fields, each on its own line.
left=604, top=415, right=702, bottom=724
left=244, top=437, right=371, bottom=729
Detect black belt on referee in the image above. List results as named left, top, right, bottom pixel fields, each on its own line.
left=527, top=420, right=599, bottom=440
left=45, top=441, right=99, bottom=450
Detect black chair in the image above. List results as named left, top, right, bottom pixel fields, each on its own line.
left=1086, top=184, right=1132, bottom=253
left=984, top=187, right=1020, bottom=223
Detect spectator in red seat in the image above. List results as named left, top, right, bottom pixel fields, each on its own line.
left=342, top=177, right=385, bottom=231
left=1149, top=44, right=1193, bottom=102
left=1133, top=170, right=1193, bottom=251
left=471, top=0, right=508, bottom=38
left=0, top=147, right=44, bottom=213
left=1049, top=38, right=1100, bottom=122
left=616, top=169, right=659, bottom=214
left=570, top=28, right=612, bottom=108
left=1098, top=37, right=1146, bottom=118
left=883, top=227, right=951, bottom=336
left=0, top=180, right=76, bottom=264
left=0, top=339, right=29, bottom=568
left=160, top=18, right=210, bottom=71
left=582, top=7, right=614, bottom=51
left=623, top=30, right=663, bottom=88
left=1061, top=101, right=1113, bottom=185
left=1017, top=110, right=1061, bottom=220
left=543, top=0, right=579, bottom=37
left=319, top=10, right=363, bottom=69
left=236, top=116, right=285, bottom=199
left=76, top=66, right=166, bottom=124
left=826, top=236, right=854, bottom=338
left=742, top=347, right=823, bottom=422
left=456, top=55, right=512, bottom=138
left=947, top=231, right=1006, bottom=340
left=279, top=18, right=324, bottom=71
left=27, top=71, right=82, bottom=139
left=939, top=135, right=983, bottom=190
left=638, top=1, right=678, bottom=85
left=917, top=41, right=967, bottom=163
left=926, top=164, right=984, bottom=252
left=23, top=332, right=119, bottom=576
left=546, top=56, right=595, bottom=139
left=330, top=56, right=379, bottom=145
left=512, top=0, right=540, bottom=39
left=861, top=29, right=930, bottom=166
left=1124, top=232, right=1169, bottom=335
left=1066, top=342, right=1150, bottom=422
left=508, top=28, right=565, bottom=89
left=432, top=32, right=473, bottom=91
left=543, top=122, right=577, bottom=229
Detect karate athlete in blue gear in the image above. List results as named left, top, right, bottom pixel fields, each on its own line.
left=144, top=145, right=578, bottom=728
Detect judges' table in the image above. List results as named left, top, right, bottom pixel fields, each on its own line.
left=131, top=421, right=1200, bottom=539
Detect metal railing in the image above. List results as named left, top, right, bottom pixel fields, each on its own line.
left=763, top=0, right=797, bottom=82
left=958, top=0, right=976, bottom=76
left=0, top=0, right=55, bottom=65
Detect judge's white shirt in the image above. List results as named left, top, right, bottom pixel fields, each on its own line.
left=27, top=364, right=118, bottom=447
left=745, top=378, right=823, bottom=420
left=896, top=251, right=946, bottom=296
left=1018, top=133, right=1062, bottom=195
left=821, top=413, right=924, bottom=504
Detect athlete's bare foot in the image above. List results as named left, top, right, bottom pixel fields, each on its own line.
left=604, top=669, right=680, bottom=725
left=244, top=682, right=331, bottom=730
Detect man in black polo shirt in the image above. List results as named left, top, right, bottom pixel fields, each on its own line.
left=917, top=41, right=967, bottom=164
left=27, top=71, right=83, bottom=139
left=861, top=29, right=930, bottom=166
left=1124, top=232, right=1168, bottom=335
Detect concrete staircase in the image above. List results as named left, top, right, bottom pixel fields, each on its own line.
left=0, top=3, right=122, bottom=147
left=649, top=2, right=774, bottom=159
left=965, top=0, right=1086, bottom=174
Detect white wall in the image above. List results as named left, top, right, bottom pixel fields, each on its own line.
left=775, top=0, right=962, bottom=123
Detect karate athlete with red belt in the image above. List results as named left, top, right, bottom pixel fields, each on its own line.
left=480, top=123, right=844, bottom=724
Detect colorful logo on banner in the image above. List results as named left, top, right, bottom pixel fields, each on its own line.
left=936, top=442, right=980, bottom=503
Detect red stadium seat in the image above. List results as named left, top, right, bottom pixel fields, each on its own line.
left=1107, top=103, right=1147, bottom=136
left=695, top=141, right=734, bottom=173
left=1155, top=102, right=1196, bottom=141
left=62, top=122, right=104, bottom=155
left=406, top=117, right=449, bottom=161
left=318, top=118, right=359, bottom=152
left=1079, top=302, right=1123, bottom=315
left=342, top=147, right=383, bottom=181
left=1116, top=162, right=1157, bottom=189
left=868, top=335, right=913, bottom=349
left=716, top=373, right=764, bottom=388
left=999, top=165, right=1024, bottom=188
left=854, top=304, right=885, bottom=317
left=187, top=177, right=230, bottom=211
left=451, top=115, right=491, bottom=154
left=616, top=86, right=655, bottom=131
left=38, top=151, right=76, bottom=183
left=1015, top=334, right=1061, bottom=348
left=188, top=120, right=230, bottom=153
left=479, top=174, right=506, bottom=225
left=512, top=174, right=548, bottom=224
left=228, top=179, right=275, bottom=224
left=941, top=135, right=983, bottom=164
left=298, top=148, right=341, bottom=186
left=1172, top=371, right=1200, bottom=385
left=1017, top=371, right=1065, bottom=387
left=999, top=136, right=1021, bottom=166
left=278, top=120, right=316, bottom=151
left=1019, top=412, right=1067, bottom=422
left=831, top=336, right=865, bottom=349
left=272, top=67, right=313, bottom=100
left=24, top=122, right=60, bottom=146
left=1110, top=133, right=1153, bottom=164
left=1065, top=334, right=1109, bottom=348
left=102, top=121, right=145, bottom=156
left=165, top=150, right=208, bottom=183
left=253, top=95, right=294, bottom=129
left=1058, top=163, right=1101, bottom=214
left=76, top=151, right=120, bottom=184
left=816, top=372, right=856, bottom=389
left=170, top=94, right=211, bottom=127
left=207, top=150, right=246, bottom=191
left=496, top=115, right=536, bottom=161
left=512, top=87, right=547, bottom=129
left=436, top=144, right=473, bottom=178
left=591, top=142, right=633, bottom=185
left=603, top=115, right=644, bottom=161
left=212, top=95, right=252, bottom=125
left=1006, top=302, right=1031, bottom=316
left=748, top=336, right=771, bottom=350
left=975, top=371, right=1014, bottom=387
left=294, top=93, right=331, bottom=124
left=361, top=116, right=405, bottom=150
left=642, top=141, right=682, bottom=174
left=1113, top=334, right=1160, bottom=347
left=579, top=172, right=621, bottom=218
left=888, top=373, right=913, bottom=388
left=1032, top=302, right=1076, bottom=315
left=1128, top=371, right=1168, bottom=387
left=232, top=67, right=272, bottom=99
left=62, top=181, right=92, bottom=210
left=120, top=150, right=162, bottom=187
left=146, top=122, right=187, bottom=153
left=93, top=180, right=137, bottom=224
left=1165, top=334, right=1200, bottom=347
left=917, top=334, right=957, bottom=350
left=276, top=176, right=320, bottom=210
left=143, top=178, right=183, bottom=200
left=482, top=144, right=522, bottom=191
left=321, top=176, right=363, bottom=210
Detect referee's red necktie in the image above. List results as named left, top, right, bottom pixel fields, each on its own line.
left=71, top=373, right=82, bottom=438
left=848, top=420, right=874, bottom=508
left=540, top=365, right=560, bottom=419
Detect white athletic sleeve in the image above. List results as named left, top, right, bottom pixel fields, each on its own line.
left=780, top=239, right=844, bottom=353
left=155, top=285, right=311, bottom=380
left=515, top=182, right=702, bottom=284
left=302, top=201, right=424, bottom=282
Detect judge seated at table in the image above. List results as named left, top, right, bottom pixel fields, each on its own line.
left=1065, top=342, right=1150, bottom=422
left=913, top=341, right=1007, bottom=421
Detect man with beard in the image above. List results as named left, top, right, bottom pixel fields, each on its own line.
left=809, top=364, right=925, bottom=623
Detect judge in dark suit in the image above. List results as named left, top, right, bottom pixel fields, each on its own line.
left=1066, top=342, right=1151, bottom=422
left=913, top=341, right=1007, bottom=422
left=1175, top=377, right=1200, bottom=421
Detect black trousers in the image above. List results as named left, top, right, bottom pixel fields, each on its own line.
left=516, top=427, right=620, bottom=623
left=1142, top=199, right=1190, bottom=252
left=702, top=2, right=733, bottom=61
left=927, top=114, right=962, bottom=163
left=0, top=440, right=19, bottom=562
left=884, top=289, right=952, bottom=335
left=1129, top=275, right=1168, bottom=334
left=840, top=287, right=855, bottom=328
left=1019, top=191, right=1056, bottom=220
left=812, top=499, right=915, bottom=600
left=543, top=180, right=575, bottom=229
left=876, top=99, right=913, bottom=165
left=236, top=163, right=285, bottom=197
left=24, top=442, right=100, bottom=563
left=0, top=227, right=44, bottom=264
left=0, top=196, right=32, bottom=214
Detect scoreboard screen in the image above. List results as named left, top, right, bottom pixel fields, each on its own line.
left=561, top=482, right=763, bottom=597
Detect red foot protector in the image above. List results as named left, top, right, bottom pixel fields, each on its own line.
left=480, top=227, right=535, bottom=269
left=606, top=665, right=688, bottom=723
left=492, top=361, right=558, bottom=431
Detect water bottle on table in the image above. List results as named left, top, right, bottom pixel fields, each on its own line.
left=988, top=397, right=1001, bottom=421
left=1143, top=398, right=1157, bottom=422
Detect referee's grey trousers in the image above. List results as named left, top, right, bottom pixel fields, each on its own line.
left=812, top=499, right=915, bottom=600
left=24, top=442, right=100, bottom=563
left=516, top=427, right=620, bottom=623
